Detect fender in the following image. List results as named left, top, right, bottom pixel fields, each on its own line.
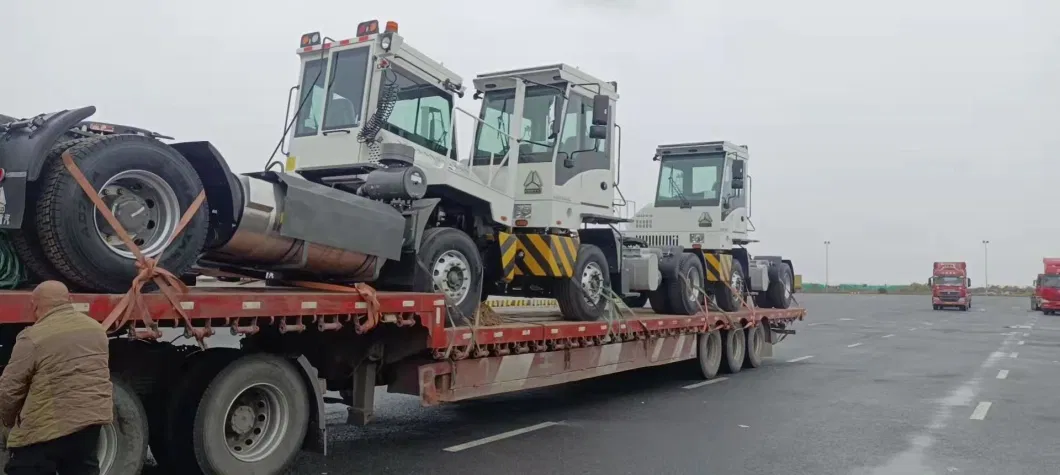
left=0, top=106, right=97, bottom=228
left=291, top=355, right=328, bottom=455
left=168, top=141, right=245, bottom=249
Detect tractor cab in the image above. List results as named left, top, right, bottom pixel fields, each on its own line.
left=628, top=141, right=751, bottom=250
left=469, top=64, right=621, bottom=229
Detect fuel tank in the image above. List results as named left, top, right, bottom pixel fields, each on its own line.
left=203, top=173, right=406, bottom=280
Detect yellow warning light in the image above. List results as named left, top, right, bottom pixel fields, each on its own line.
left=385, top=21, right=399, bottom=33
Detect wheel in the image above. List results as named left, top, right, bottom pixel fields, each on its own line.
left=8, top=139, right=89, bottom=286
left=761, top=263, right=794, bottom=309
left=192, top=354, right=310, bottom=475
left=666, top=253, right=706, bottom=315
left=555, top=244, right=611, bottom=321
left=0, top=113, right=16, bottom=124
left=648, top=288, right=672, bottom=314
left=100, top=377, right=150, bottom=475
left=36, top=135, right=210, bottom=293
left=961, top=305, right=969, bottom=312
left=412, top=227, right=483, bottom=325
left=720, top=327, right=746, bottom=374
left=156, top=349, right=240, bottom=474
left=694, top=331, right=723, bottom=379
left=622, top=293, right=648, bottom=309
left=714, top=261, right=746, bottom=312
left=743, top=324, right=765, bottom=369
left=932, top=305, right=939, bottom=310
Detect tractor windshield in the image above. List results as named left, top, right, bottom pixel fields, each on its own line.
left=294, top=46, right=372, bottom=137
left=472, top=86, right=562, bottom=165
left=654, top=153, right=725, bottom=207
left=932, top=276, right=964, bottom=286
left=1041, top=275, right=1060, bottom=288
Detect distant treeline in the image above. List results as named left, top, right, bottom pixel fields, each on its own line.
left=801, top=283, right=1033, bottom=296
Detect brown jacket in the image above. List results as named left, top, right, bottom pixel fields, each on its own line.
left=0, top=304, right=113, bottom=448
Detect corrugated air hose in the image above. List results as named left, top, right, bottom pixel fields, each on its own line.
left=0, top=232, right=26, bottom=289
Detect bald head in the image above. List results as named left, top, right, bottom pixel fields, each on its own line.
left=31, top=280, right=71, bottom=320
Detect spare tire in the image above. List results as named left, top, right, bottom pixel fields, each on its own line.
left=36, top=134, right=209, bottom=293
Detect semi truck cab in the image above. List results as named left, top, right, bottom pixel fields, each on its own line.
left=1037, top=258, right=1060, bottom=314
left=930, top=261, right=971, bottom=311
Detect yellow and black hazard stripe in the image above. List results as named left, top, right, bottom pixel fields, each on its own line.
left=498, top=232, right=579, bottom=280
left=704, top=252, right=734, bottom=282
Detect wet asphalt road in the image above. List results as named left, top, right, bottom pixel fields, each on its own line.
left=161, top=294, right=1060, bottom=475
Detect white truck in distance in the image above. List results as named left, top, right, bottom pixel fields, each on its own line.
left=625, top=141, right=796, bottom=312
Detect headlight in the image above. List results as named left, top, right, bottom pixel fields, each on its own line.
left=380, top=35, right=393, bottom=51
left=514, top=204, right=533, bottom=219
left=689, top=233, right=705, bottom=244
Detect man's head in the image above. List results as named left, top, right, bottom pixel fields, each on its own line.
left=30, top=280, right=71, bottom=321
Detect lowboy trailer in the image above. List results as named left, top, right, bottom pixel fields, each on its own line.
left=0, top=285, right=803, bottom=474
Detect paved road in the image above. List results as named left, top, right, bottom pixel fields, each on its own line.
left=164, top=294, right=1060, bottom=474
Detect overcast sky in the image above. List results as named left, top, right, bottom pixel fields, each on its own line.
left=3, top=0, right=1058, bottom=286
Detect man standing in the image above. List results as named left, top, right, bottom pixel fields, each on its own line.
left=0, top=281, right=113, bottom=475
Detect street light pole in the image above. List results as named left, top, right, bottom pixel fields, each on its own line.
left=982, top=240, right=990, bottom=289
left=824, top=240, right=831, bottom=287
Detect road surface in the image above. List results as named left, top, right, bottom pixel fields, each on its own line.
left=157, top=294, right=1059, bottom=475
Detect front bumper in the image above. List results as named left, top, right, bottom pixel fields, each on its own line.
left=933, top=297, right=967, bottom=306
left=1040, top=300, right=1060, bottom=311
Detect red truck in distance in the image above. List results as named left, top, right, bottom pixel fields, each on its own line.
left=1035, top=258, right=1060, bottom=314
left=930, top=262, right=971, bottom=311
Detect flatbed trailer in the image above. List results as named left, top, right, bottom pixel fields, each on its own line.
left=0, top=285, right=804, bottom=474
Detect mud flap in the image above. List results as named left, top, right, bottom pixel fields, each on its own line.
left=293, top=355, right=328, bottom=455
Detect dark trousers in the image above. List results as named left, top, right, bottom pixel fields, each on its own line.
left=4, top=426, right=101, bottom=475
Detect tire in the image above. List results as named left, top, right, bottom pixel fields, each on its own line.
left=715, top=262, right=746, bottom=312
left=742, top=324, right=765, bottom=369
left=192, top=354, right=310, bottom=475
left=666, top=253, right=706, bottom=315
left=412, top=227, right=483, bottom=325
left=8, top=139, right=90, bottom=286
left=0, top=114, right=16, bottom=124
left=961, top=305, right=969, bottom=312
left=720, top=327, right=746, bottom=374
left=695, top=331, right=723, bottom=379
left=622, top=293, right=648, bottom=309
left=156, top=349, right=240, bottom=475
left=555, top=244, right=611, bottom=321
left=648, top=288, right=672, bottom=314
left=102, top=378, right=150, bottom=475
left=36, top=135, right=210, bottom=293
left=762, top=263, right=794, bottom=309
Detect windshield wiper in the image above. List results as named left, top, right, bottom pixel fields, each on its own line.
left=668, top=176, right=692, bottom=209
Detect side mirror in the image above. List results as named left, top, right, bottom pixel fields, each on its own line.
left=550, top=100, right=563, bottom=139
left=927, top=277, right=933, bottom=286
left=731, top=178, right=744, bottom=189
left=967, top=278, right=972, bottom=287
left=589, top=125, right=607, bottom=140
left=732, top=159, right=745, bottom=179
left=592, top=94, right=610, bottom=126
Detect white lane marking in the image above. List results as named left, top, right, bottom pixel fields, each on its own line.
left=923, top=322, right=934, bottom=326
left=1018, top=340, right=1025, bottom=346
left=808, top=322, right=827, bottom=326
left=1023, top=333, right=1030, bottom=337
left=969, top=402, right=992, bottom=420
left=683, top=377, right=729, bottom=390
left=1010, top=352, right=1019, bottom=358
left=839, top=318, right=854, bottom=321
left=910, top=327, right=918, bottom=331
left=996, top=370, right=1009, bottom=380
left=847, top=342, right=864, bottom=348
left=882, top=334, right=895, bottom=338
left=443, top=422, right=562, bottom=452
left=786, top=355, right=814, bottom=363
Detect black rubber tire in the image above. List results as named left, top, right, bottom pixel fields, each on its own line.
left=413, top=227, right=483, bottom=325
left=8, top=139, right=89, bottom=286
left=35, top=134, right=209, bottom=293
left=715, top=262, right=746, bottom=312
left=932, top=305, right=939, bottom=310
left=720, top=327, right=746, bottom=374
left=961, top=305, right=969, bottom=312
left=742, top=324, right=765, bottom=369
left=192, top=354, right=310, bottom=475
left=555, top=244, right=611, bottom=321
left=762, top=263, right=794, bottom=309
left=667, top=253, right=706, bottom=315
left=648, top=288, right=672, bottom=314
left=622, top=293, right=649, bottom=309
left=104, top=377, right=150, bottom=475
left=695, top=331, right=723, bottom=379
left=0, top=113, right=16, bottom=124
left=156, top=349, right=240, bottom=475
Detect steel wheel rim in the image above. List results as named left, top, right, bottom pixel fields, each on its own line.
left=433, top=250, right=472, bottom=305
left=223, top=383, right=291, bottom=462
left=581, top=262, right=605, bottom=305
left=686, top=267, right=703, bottom=303
left=97, top=423, right=118, bottom=474
left=93, top=169, right=181, bottom=259
left=730, top=269, right=743, bottom=307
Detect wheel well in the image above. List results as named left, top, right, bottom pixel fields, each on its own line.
left=167, top=141, right=244, bottom=249
left=731, top=248, right=751, bottom=276
left=578, top=228, right=623, bottom=275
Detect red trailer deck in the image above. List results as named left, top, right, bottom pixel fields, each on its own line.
left=0, top=285, right=805, bottom=474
